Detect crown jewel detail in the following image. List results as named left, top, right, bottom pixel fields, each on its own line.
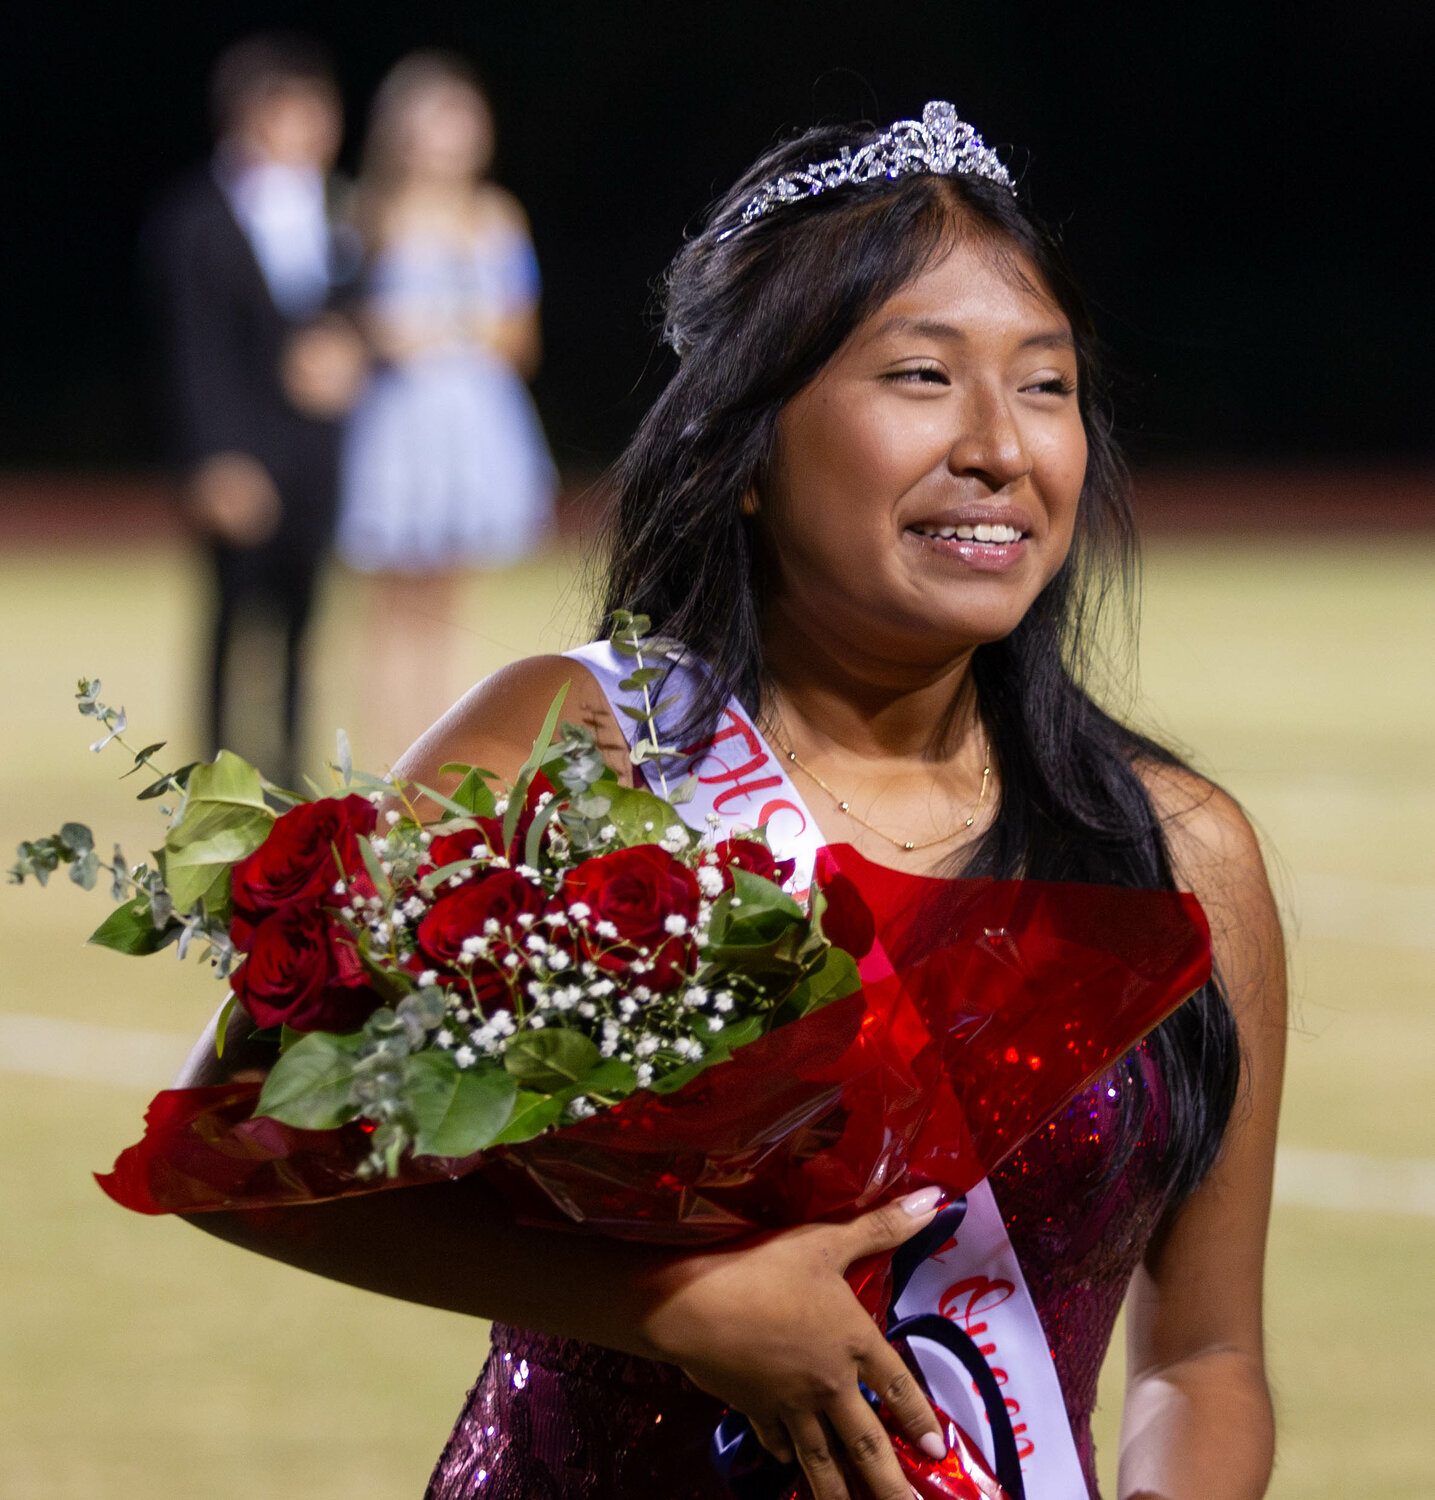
left=733, top=101, right=1014, bottom=231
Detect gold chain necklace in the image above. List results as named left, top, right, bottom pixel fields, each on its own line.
left=766, top=725, right=993, bottom=853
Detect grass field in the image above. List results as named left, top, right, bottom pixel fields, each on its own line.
left=2, top=533, right=1432, bottom=1499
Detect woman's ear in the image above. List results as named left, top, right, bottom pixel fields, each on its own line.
left=739, top=487, right=760, bottom=517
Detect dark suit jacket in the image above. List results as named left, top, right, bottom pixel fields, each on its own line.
left=143, top=168, right=342, bottom=557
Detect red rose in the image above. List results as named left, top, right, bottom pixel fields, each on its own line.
left=817, top=872, right=875, bottom=962
left=563, top=845, right=700, bottom=989
left=416, top=870, right=551, bottom=973
left=711, top=837, right=797, bottom=892
left=231, top=794, right=378, bottom=936
left=230, top=905, right=380, bottom=1033
left=422, top=773, right=558, bottom=878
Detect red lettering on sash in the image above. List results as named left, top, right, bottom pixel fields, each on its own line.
left=757, top=798, right=807, bottom=834
left=937, top=1274, right=1036, bottom=1462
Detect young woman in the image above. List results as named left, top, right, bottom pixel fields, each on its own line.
left=184, top=103, right=1285, bottom=1500
left=337, top=52, right=557, bottom=751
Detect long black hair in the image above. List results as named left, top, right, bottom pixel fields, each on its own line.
left=600, top=119, right=1239, bottom=1202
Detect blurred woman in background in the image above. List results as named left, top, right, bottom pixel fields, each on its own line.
left=339, top=52, right=556, bottom=751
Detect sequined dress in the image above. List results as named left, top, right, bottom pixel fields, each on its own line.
left=426, top=1050, right=1170, bottom=1500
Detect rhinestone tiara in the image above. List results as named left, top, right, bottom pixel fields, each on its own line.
left=728, top=101, right=1014, bottom=234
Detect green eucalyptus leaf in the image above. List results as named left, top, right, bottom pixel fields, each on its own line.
left=255, top=1030, right=365, bottom=1129
left=87, top=896, right=175, bottom=955
left=406, top=1053, right=518, bottom=1157
left=502, top=1028, right=600, bottom=1091
left=59, top=823, right=94, bottom=856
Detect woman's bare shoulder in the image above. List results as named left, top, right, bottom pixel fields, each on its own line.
left=1135, top=756, right=1284, bottom=1024
left=1135, top=757, right=1262, bottom=895
left=394, top=653, right=629, bottom=795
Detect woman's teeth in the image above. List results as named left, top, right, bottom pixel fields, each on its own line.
left=912, top=523, right=1023, bottom=543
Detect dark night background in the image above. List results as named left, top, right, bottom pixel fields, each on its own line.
left=1, top=1, right=1430, bottom=475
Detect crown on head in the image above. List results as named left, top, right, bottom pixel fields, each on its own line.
left=729, top=101, right=1014, bottom=234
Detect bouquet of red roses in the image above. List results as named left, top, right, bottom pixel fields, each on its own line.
left=13, top=622, right=1211, bottom=1500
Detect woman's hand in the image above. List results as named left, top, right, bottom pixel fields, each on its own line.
left=641, top=1187, right=949, bottom=1500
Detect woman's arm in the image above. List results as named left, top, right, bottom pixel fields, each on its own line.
left=175, top=654, right=947, bottom=1500
left=1118, top=770, right=1287, bottom=1500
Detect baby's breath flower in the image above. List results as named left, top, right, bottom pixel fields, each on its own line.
left=454, top=1045, right=477, bottom=1068
left=547, top=950, right=571, bottom=971
left=502, top=953, right=521, bottom=969
left=594, top=919, right=619, bottom=940
left=635, top=1062, right=654, bottom=1088
left=568, top=901, right=591, bottom=920
left=385, top=810, right=401, bottom=826
left=696, top=866, right=724, bottom=897
left=662, top=914, right=689, bottom=936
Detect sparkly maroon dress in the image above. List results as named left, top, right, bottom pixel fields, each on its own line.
left=426, top=1052, right=1170, bottom=1500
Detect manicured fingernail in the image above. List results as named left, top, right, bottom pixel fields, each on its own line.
left=901, top=1186, right=943, bottom=1216
left=919, top=1431, right=947, bottom=1461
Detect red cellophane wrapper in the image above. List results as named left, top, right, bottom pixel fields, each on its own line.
left=98, top=845, right=1210, bottom=1500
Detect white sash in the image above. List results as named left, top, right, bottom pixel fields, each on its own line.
left=565, top=642, right=1087, bottom=1499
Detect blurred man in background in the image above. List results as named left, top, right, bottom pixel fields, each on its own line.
left=144, top=33, right=365, bottom=788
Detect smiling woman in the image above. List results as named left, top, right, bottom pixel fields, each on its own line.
left=177, top=103, right=1284, bottom=1500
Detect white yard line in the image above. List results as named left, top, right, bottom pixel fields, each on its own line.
left=2, top=1012, right=1433, bottom=1218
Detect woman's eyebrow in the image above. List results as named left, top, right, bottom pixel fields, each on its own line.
left=865, top=315, right=1074, bottom=351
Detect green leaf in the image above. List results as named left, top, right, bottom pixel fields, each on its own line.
left=59, top=823, right=94, bottom=856
left=137, top=762, right=200, bottom=800
left=599, top=785, right=691, bottom=847
left=406, top=1053, right=518, bottom=1157
left=503, top=684, right=570, bottom=848
left=163, top=752, right=274, bottom=910
left=255, top=1031, right=365, bottom=1130
left=87, top=896, right=175, bottom=955
left=576, top=1055, right=638, bottom=1100
left=647, top=1014, right=768, bottom=1095
left=412, top=782, right=478, bottom=821
left=356, top=834, right=393, bottom=900
left=523, top=790, right=567, bottom=869
left=419, top=858, right=480, bottom=894
left=772, top=947, right=861, bottom=1025
left=502, top=1028, right=600, bottom=1091
left=489, top=1088, right=570, bottom=1144
left=618, top=667, right=664, bottom=689
left=439, top=764, right=499, bottom=818
left=703, top=868, right=808, bottom=964
left=213, top=992, right=240, bottom=1059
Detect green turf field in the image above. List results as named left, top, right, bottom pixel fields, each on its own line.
left=2, top=535, right=1432, bottom=1498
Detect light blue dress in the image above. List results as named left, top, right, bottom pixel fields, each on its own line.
left=338, top=225, right=557, bottom=573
